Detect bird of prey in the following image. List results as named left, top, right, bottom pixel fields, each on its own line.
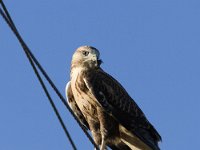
left=65, top=46, right=161, bottom=150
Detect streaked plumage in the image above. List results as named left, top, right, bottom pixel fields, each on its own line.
left=65, top=46, right=161, bottom=150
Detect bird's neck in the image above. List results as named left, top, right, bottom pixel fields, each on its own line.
left=70, top=67, right=82, bottom=79
left=70, top=66, right=99, bottom=80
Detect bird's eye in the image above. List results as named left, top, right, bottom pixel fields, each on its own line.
left=82, top=51, right=89, bottom=56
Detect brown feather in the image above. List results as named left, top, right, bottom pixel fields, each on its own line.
left=83, top=68, right=161, bottom=150
left=66, top=46, right=161, bottom=150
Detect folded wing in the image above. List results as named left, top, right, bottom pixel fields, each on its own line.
left=83, top=69, right=161, bottom=150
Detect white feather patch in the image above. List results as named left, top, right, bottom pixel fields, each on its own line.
left=65, top=81, right=71, bottom=102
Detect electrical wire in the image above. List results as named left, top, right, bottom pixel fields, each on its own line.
left=0, top=3, right=77, bottom=150
left=0, top=1, right=99, bottom=149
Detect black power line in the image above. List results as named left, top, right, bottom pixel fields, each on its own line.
left=0, top=1, right=99, bottom=150
left=0, top=3, right=77, bottom=150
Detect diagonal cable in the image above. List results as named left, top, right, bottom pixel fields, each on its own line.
left=0, top=1, right=99, bottom=149
left=0, top=4, right=77, bottom=150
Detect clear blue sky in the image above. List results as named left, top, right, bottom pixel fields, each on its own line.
left=0, top=0, right=200, bottom=150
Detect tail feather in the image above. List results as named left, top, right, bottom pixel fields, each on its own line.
left=119, top=125, right=160, bottom=150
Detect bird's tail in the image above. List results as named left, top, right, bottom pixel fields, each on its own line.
left=119, top=125, right=155, bottom=150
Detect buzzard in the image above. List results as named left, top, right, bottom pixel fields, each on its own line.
left=65, top=46, right=161, bottom=150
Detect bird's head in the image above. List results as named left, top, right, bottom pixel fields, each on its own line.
left=71, top=46, right=102, bottom=69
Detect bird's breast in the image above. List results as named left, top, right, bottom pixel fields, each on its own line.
left=70, top=70, right=99, bottom=118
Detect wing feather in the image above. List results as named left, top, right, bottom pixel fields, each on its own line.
left=83, top=69, right=161, bottom=150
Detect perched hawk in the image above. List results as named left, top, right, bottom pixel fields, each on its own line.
left=65, top=46, right=161, bottom=150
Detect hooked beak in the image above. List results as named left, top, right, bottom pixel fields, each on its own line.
left=91, top=54, right=102, bottom=67
left=97, top=59, right=103, bottom=66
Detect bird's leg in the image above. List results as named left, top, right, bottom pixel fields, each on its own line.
left=97, top=107, right=109, bottom=150
left=87, top=118, right=102, bottom=150
left=100, top=136, right=107, bottom=150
